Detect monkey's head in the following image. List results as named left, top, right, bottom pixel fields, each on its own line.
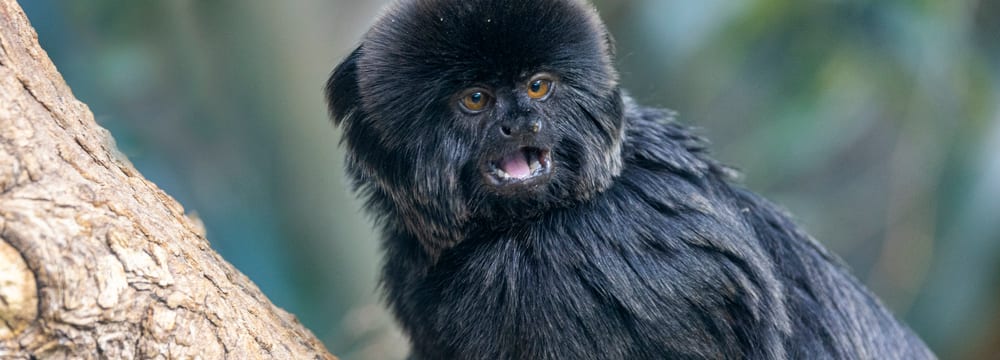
left=326, top=0, right=624, bottom=256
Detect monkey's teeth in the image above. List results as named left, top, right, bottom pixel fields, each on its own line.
left=526, top=149, right=541, bottom=174
left=495, top=168, right=510, bottom=179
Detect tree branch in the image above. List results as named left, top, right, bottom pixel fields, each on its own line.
left=0, top=1, right=336, bottom=358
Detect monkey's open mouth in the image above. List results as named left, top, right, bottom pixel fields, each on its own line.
left=485, top=147, right=552, bottom=187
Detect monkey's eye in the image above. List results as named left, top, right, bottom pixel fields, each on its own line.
left=460, top=90, right=492, bottom=112
left=527, top=76, right=553, bottom=100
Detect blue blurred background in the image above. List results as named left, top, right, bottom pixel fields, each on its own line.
left=21, top=1, right=1000, bottom=359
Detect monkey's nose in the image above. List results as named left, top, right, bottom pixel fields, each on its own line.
left=499, top=120, right=542, bottom=138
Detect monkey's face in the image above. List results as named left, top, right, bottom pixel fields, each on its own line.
left=463, top=73, right=557, bottom=197
left=327, top=0, right=625, bottom=253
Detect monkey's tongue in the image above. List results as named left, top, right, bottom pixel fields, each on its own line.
left=501, top=151, right=532, bottom=179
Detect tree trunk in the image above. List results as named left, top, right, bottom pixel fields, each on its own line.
left=0, top=1, right=337, bottom=358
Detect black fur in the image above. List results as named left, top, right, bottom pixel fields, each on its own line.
left=325, top=0, right=934, bottom=358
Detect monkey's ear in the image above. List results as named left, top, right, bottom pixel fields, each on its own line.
left=325, top=46, right=363, bottom=126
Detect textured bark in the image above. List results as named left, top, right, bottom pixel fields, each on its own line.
left=0, top=1, right=336, bottom=359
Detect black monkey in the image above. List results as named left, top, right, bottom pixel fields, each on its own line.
left=325, top=0, right=935, bottom=359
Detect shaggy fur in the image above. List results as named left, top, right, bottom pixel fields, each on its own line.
left=325, top=0, right=934, bottom=358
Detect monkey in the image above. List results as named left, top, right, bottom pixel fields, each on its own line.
left=324, top=0, right=935, bottom=358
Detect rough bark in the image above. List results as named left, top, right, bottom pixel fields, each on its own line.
left=0, top=1, right=336, bottom=358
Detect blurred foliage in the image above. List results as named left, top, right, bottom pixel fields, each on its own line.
left=22, top=0, right=1000, bottom=359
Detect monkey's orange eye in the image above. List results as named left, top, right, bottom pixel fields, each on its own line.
left=527, top=77, right=553, bottom=99
left=461, top=91, right=491, bottom=112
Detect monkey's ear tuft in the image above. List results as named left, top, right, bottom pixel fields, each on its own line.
left=325, top=46, right=363, bottom=126
left=604, top=32, right=617, bottom=59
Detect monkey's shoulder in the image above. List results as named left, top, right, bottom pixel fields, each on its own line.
left=620, top=101, right=734, bottom=183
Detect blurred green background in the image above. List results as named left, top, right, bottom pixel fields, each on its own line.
left=21, top=0, right=1000, bottom=359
